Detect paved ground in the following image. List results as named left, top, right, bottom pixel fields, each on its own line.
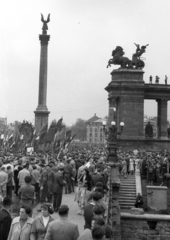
left=12, top=191, right=84, bottom=234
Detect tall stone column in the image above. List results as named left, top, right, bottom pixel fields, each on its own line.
left=34, top=16, right=50, bottom=132
left=157, top=99, right=168, bottom=139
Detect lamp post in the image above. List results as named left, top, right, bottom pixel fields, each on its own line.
left=102, top=110, right=124, bottom=240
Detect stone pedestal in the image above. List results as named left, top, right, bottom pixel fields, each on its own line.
left=34, top=34, right=50, bottom=132
left=105, top=69, right=145, bottom=139
left=147, top=186, right=167, bottom=211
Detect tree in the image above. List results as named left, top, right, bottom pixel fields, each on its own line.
left=70, top=118, right=86, bottom=141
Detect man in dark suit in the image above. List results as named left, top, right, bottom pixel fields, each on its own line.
left=52, top=166, right=66, bottom=212
left=0, top=196, right=12, bottom=240
left=83, top=191, right=103, bottom=229
left=91, top=167, right=105, bottom=187
left=64, top=159, right=73, bottom=194
left=45, top=205, right=79, bottom=240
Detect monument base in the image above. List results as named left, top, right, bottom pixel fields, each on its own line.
left=117, top=138, right=170, bottom=151
left=34, top=110, right=50, bottom=132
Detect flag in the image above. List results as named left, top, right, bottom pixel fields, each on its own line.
left=13, top=124, right=20, bottom=146
left=39, top=123, right=48, bottom=144
left=53, top=126, right=65, bottom=152
left=70, top=133, right=76, bottom=144
left=58, top=127, right=66, bottom=141
left=65, top=130, right=72, bottom=142
left=46, top=118, right=63, bottom=143
left=64, top=133, right=76, bottom=150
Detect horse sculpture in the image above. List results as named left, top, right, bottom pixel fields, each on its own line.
left=107, top=46, right=132, bottom=69
left=107, top=44, right=148, bottom=69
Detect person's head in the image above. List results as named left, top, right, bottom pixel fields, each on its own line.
left=32, top=165, right=37, bottom=170
left=91, top=216, right=105, bottom=229
left=41, top=203, right=54, bottom=217
left=59, top=167, right=64, bottom=174
left=7, top=166, right=11, bottom=171
left=58, top=205, right=69, bottom=217
left=93, top=205, right=104, bottom=218
left=97, top=167, right=102, bottom=173
left=24, top=176, right=32, bottom=184
left=95, top=182, right=103, bottom=188
left=92, top=225, right=105, bottom=240
left=23, top=164, right=28, bottom=169
left=1, top=166, right=5, bottom=171
left=95, top=187, right=104, bottom=197
left=104, top=225, right=113, bottom=239
left=19, top=205, right=32, bottom=220
left=2, top=196, right=12, bottom=211
left=92, top=192, right=103, bottom=203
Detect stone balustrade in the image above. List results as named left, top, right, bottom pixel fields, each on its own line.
left=121, top=212, right=170, bottom=240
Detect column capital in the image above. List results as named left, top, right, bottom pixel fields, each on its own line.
left=39, top=34, right=50, bottom=45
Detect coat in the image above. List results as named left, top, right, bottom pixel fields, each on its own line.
left=52, top=172, right=65, bottom=193
left=7, top=216, right=33, bottom=240
left=91, top=173, right=105, bottom=187
left=44, top=216, right=79, bottom=240
left=0, top=208, right=12, bottom=240
left=30, top=215, right=54, bottom=240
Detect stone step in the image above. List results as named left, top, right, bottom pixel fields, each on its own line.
left=120, top=181, right=136, bottom=184
left=120, top=187, right=136, bottom=191
left=120, top=184, right=136, bottom=188
left=120, top=176, right=135, bottom=179
left=120, top=179, right=135, bottom=182
left=119, top=175, right=135, bottom=178
left=119, top=201, right=136, bottom=206
left=119, top=193, right=136, bottom=197
left=120, top=186, right=136, bottom=191
left=119, top=174, right=137, bottom=209
left=119, top=197, right=136, bottom=203
left=119, top=195, right=136, bottom=199
left=121, top=205, right=133, bottom=209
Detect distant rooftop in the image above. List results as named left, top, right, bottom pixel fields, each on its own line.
left=86, top=113, right=100, bottom=124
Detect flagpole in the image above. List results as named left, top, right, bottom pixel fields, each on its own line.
left=57, top=149, right=61, bottom=159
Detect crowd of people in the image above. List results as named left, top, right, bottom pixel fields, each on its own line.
left=0, top=143, right=169, bottom=240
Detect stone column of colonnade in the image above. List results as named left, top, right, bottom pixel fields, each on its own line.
left=157, top=98, right=168, bottom=139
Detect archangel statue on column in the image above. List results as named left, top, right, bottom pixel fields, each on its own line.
left=41, top=13, right=50, bottom=35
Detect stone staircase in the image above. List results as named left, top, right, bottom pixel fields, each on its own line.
left=119, top=174, right=136, bottom=210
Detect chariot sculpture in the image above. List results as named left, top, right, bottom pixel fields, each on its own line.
left=107, top=43, right=149, bottom=69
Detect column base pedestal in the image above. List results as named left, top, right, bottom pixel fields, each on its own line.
left=34, top=109, right=50, bottom=132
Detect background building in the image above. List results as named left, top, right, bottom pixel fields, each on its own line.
left=86, top=114, right=107, bottom=143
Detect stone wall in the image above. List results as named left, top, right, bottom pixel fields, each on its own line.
left=121, top=213, right=170, bottom=240
left=117, top=139, right=170, bottom=151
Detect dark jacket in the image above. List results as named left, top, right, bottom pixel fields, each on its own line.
left=91, top=173, right=105, bottom=187
left=83, top=202, right=95, bottom=229
left=52, top=172, right=65, bottom=193
left=30, top=215, right=54, bottom=240
left=0, top=208, right=12, bottom=240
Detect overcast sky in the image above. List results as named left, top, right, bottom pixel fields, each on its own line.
left=0, top=0, right=170, bottom=126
